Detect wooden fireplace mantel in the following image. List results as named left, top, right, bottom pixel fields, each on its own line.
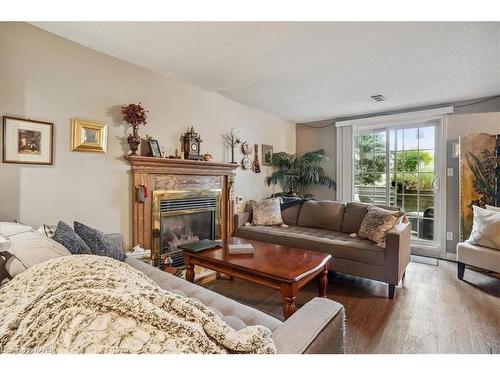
left=127, top=156, right=239, bottom=175
left=126, top=156, right=238, bottom=255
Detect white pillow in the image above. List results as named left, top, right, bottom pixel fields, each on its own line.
left=0, top=222, right=33, bottom=238
left=485, top=205, right=500, bottom=213
left=5, top=230, right=71, bottom=278
left=466, top=206, right=500, bottom=250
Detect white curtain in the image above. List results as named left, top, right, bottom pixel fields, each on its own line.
left=335, top=125, right=353, bottom=202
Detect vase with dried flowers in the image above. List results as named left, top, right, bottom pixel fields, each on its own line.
left=122, top=102, right=148, bottom=155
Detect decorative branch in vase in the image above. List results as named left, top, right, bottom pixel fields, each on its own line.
left=122, top=102, right=148, bottom=156
left=222, top=128, right=240, bottom=164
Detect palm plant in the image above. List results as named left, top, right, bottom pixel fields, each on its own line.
left=265, top=149, right=335, bottom=196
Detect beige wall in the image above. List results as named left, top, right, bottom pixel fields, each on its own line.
left=447, top=112, right=500, bottom=138
left=0, top=22, right=295, bottom=247
left=295, top=122, right=336, bottom=200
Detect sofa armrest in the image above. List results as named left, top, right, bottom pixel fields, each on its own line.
left=272, top=297, right=345, bottom=354
left=385, top=222, right=411, bottom=284
left=233, top=212, right=250, bottom=234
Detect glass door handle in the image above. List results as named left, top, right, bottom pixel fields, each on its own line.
left=432, top=177, right=440, bottom=191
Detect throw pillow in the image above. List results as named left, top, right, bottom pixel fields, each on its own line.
left=52, top=221, right=92, bottom=255
left=37, top=224, right=56, bottom=238
left=4, top=230, right=71, bottom=278
left=74, top=222, right=126, bottom=261
left=358, top=206, right=404, bottom=247
left=466, top=206, right=500, bottom=250
left=485, top=205, right=500, bottom=213
left=252, top=198, right=284, bottom=226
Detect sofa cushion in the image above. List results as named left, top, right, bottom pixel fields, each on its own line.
left=457, top=242, right=500, bottom=273
left=238, top=225, right=386, bottom=266
left=341, top=202, right=369, bottom=233
left=341, top=202, right=400, bottom=234
left=281, top=204, right=302, bottom=226
left=297, top=200, right=345, bottom=232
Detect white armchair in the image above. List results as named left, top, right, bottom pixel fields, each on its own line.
left=456, top=242, right=500, bottom=279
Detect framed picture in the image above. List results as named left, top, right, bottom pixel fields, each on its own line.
left=71, top=118, right=108, bottom=153
left=2, top=116, right=54, bottom=165
left=262, top=144, right=273, bottom=166
left=148, top=139, right=162, bottom=158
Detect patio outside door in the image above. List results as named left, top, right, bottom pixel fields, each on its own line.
left=352, top=121, right=443, bottom=256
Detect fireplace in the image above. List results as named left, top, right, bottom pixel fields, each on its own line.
left=152, top=189, right=222, bottom=266
left=127, top=156, right=237, bottom=267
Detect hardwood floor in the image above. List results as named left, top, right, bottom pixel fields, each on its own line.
left=205, top=259, right=500, bottom=353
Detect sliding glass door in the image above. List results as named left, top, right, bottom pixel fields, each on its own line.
left=353, top=121, right=442, bottom=253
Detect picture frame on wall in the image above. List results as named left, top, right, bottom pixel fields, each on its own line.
left=147, top=139, right=162, bottom=158
left=2, top=116, right=54, bottom=165
left=71, top=118, right=108, bottom=153
left=261, top=144, right=273, bottom=166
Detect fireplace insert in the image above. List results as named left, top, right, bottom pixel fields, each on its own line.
left=152, top=189, right=221, bottom=266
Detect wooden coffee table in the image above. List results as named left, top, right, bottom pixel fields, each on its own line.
left=183, top=237, right=331, bottom=320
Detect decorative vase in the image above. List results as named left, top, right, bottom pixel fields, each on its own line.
left=127, top=126, right=141, bottom=156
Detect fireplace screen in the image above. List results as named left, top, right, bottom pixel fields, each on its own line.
left=160, top=210, right=215, bottom=254
left=152, top=189, right=221, bottom=266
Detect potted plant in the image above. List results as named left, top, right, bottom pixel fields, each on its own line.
left=265, top=149, right=335, bottom=196
left=122, top=102, right=148, bottom=155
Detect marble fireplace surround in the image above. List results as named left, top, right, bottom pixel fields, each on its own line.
left=127, top=156, right=238, bottom=263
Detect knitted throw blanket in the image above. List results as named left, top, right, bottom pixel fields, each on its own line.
left=0, top=255, right=276, bottom=354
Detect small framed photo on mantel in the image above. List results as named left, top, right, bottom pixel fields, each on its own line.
left=147, top=138, right=163, bottom=158
left=2, top=116, right=54, bottom=165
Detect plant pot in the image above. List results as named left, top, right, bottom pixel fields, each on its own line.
left=127, top=137, right=141, bottom=156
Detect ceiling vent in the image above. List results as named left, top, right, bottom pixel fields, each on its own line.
left=371, top=94, right=385, bottom=102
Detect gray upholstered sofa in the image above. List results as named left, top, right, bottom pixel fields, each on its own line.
left=108, top=228, right=346, bottom=354
left=0, top=229, right=346, bottom=354
left=123, top=257, right=345, bottom=354
left=234, top=200, right=411, bottom=299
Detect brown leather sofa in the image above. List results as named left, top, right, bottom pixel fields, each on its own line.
left=234, top=201, right=411, bottom=299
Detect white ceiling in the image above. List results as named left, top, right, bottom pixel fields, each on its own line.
left=31, top=22, right=500, bottom=123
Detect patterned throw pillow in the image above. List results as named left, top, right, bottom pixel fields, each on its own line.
left=358, top=206, right=403, bottom=247
left=52, top=221, right=92, bottom=255
left=252, top=198, right=284, bottom=226
left=37, top=224, right=56, bottom=238
left=74, top=222, right=126, bottom=261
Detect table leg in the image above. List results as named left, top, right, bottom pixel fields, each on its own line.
left=282, top=296, right=296, bottom=320
left=319, top=266, right=328, bottom=298
left=185, top=263, right=195, bottom=283
left=281, top=283, right=297, bottom=320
